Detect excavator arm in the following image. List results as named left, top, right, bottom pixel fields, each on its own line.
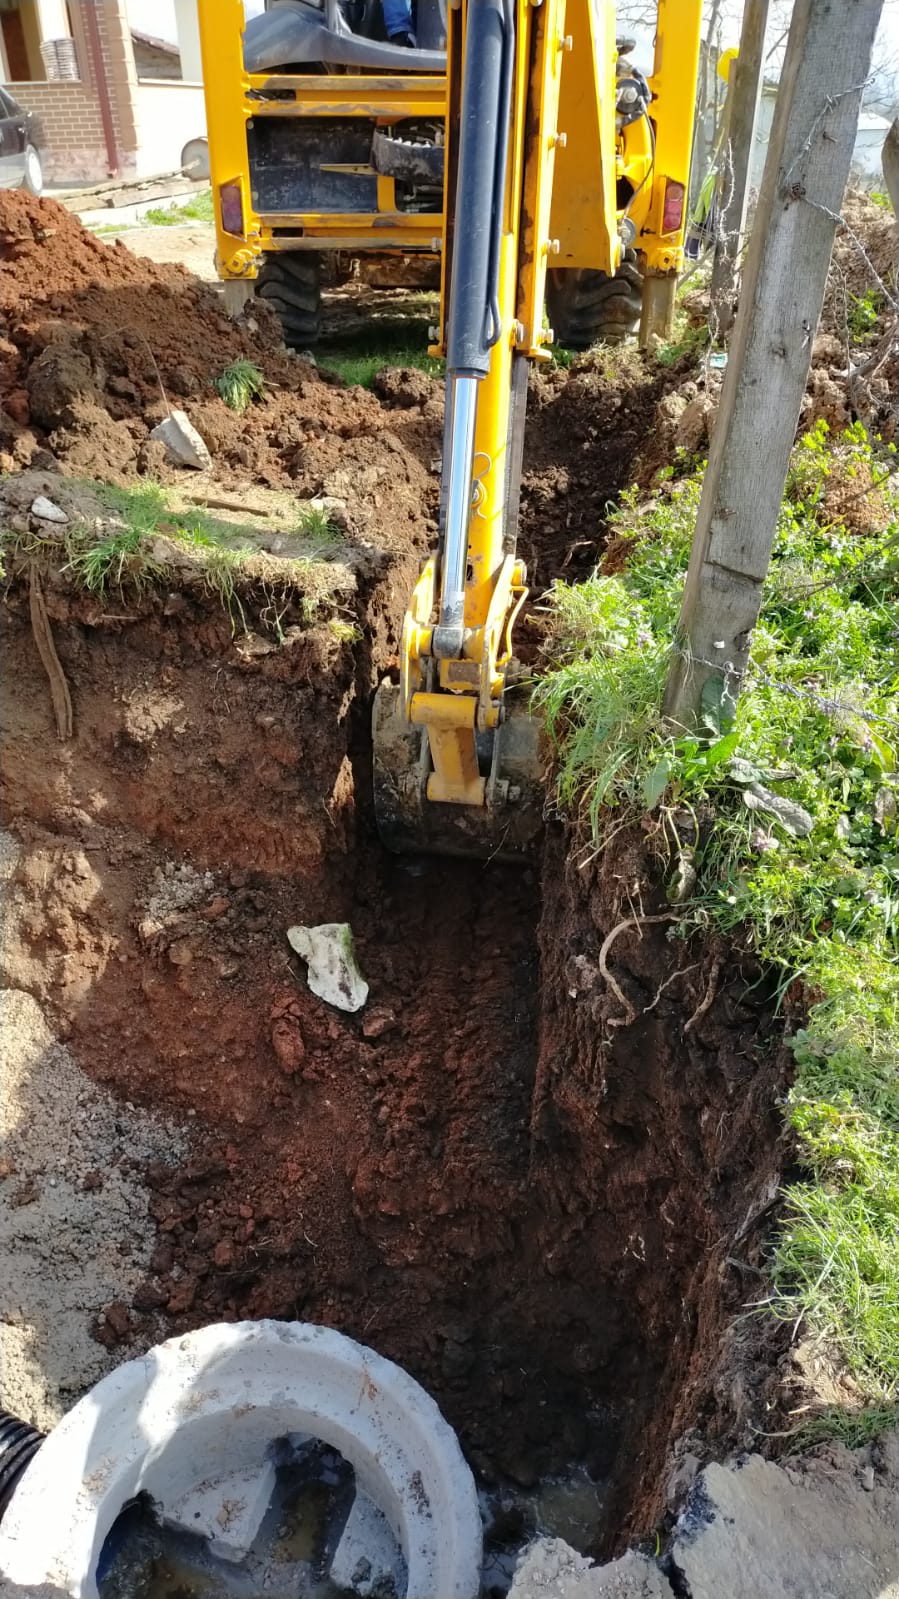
left=373, top=0, right=702, bottom=859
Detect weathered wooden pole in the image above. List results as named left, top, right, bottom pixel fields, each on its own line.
left=882, top=116, right=899, bottom=212
left=708, top=0, right=770, bottom=335
left=663, top=0, right=883, bottom=731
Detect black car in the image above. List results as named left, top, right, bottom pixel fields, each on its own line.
left=0, top=86, right=45, bottom=196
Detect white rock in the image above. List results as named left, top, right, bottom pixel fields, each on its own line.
left=150, top=409, right=212, bottom=471
left=30, top=496, right=68, bottom=524
left=287, top=922, right=369, bottom=1012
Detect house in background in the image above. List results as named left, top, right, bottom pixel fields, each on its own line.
left=0, top=0, right=207, bottom=184
left=748, top=80, right=894, bottom=194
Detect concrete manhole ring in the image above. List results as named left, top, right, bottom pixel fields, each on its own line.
left=0, top=1320, right=483, bottom=1598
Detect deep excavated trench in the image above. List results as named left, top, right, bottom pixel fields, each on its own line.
left=0, top=186, right=794, bottom=1579
left=0, top=505, right=790, bottom=1574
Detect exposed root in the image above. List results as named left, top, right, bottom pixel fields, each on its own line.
left=683, top=957, right=722, bottom=1036
left=642, top=962, right=699, bottom=1016
left=29, top=564, right=73, bottom=741
left=598, top=913, right=676, bottom=1027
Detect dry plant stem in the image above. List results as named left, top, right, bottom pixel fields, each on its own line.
left=599, top=913, right=677, bottom=1027
left=29, top=563, right=73, bottom=741
left=183, top=493, right=273, bottom=517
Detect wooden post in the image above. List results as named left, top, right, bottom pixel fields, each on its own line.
left=882, top=116, right=899, bottom=213
left=663, top=0, right=883, bottom=731
left=708, top=0, right=770, bottom=336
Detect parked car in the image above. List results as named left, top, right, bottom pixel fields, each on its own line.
left=0, top=87, right=45, bottom=196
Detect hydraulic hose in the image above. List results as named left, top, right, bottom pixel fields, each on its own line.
left=0, top=1412, right=44, bottom=1519
left=445, top=0, right=507, bottom=378
left=485, top=0, right=515, bottom=348
left=437, top=0, right=510, bottom=653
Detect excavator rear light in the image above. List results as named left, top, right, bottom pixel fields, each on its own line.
left=662, top=180, right=685, bottom=234
left=219, top=181, right=245, bottom=238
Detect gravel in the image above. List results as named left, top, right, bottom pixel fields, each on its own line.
left=0, top=987, right=187, bottom=1429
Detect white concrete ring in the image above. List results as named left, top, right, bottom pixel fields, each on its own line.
left=0, top=1320, right=483, bottom=1599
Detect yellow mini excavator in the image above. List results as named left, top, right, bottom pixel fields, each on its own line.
left=198, top=0, right=703, bottom=858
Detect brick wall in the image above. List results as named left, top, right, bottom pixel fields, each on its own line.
left=10, top=0, right=140, bottom=183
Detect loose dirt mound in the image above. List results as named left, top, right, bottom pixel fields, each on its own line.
left=0, top=194, right=440, bottom=547
left=823, top=189, right=897, bottom=329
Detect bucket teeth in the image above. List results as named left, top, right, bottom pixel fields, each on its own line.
left=372, top=680, right=544, bottom=863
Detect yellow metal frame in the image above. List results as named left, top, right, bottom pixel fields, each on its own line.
left=636, top=0, right=704, bottom=275
left=197, top=0, right=448, bottom=280
left=198, top=0, right=704, bottom=820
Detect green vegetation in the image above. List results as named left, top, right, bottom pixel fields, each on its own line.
left=215, top=359, right=267, bottom=412
left=144, top=188, right=215, bottom=226
left=317, top=303, right=443, bottom=388
left=297, top=505, right=341, bottom=546
left=537, top=420, right=899, bottom=1430
left=1, top=480, right=343, bottom=636
left=320, top=340, right=444, bottom=389
left=656, top=317, right=712, bottom=368
left=847, top=287, right=884, bottom=341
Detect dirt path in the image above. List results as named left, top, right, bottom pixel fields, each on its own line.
left=100, top=223, right=219, bottom=284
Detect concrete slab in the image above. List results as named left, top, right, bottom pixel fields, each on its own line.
left=329, top=1488, right=405, bottom=1596
left=671, top=1445, right=899, bottom=1599
left=164, top=1462, right=277, bottom=1564
left=509, top=1540, right=670, bottom=1598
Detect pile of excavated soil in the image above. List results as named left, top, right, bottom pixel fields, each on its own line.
left=823, top=188, right=897, bottom=329
left=0, top=193, right=441, bottom=549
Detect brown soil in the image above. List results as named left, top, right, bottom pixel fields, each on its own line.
left=0, top=193, right=442, bottom=531
left=0, top=557, right=789, bottom=1552
left=1, top=193, right=794, bottom=1559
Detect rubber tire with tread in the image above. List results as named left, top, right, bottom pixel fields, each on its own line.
left=23, top=144, right=43, bottom=198
left=546, top=248, right=643, bottom=349
left=255, top=252, right=322, bottom=349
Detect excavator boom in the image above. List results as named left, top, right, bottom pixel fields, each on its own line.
left=373, top=0, right=702, bottom=858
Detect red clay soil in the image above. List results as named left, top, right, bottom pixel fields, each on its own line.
left=1, top=191, right=794, bottom=1546
left=0, top=193, right=442, bottom=529
left=0, top=560, right=790, bottom=1546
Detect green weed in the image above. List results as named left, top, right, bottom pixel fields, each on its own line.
left=215, top=359, right=266, bottom=412
left=847, top=287, right=883, bottom=341
left=328, top=616, right=362, bottom=644
left=297, top=505, right=341, bottom=546
left=65, top=525, right=162, bottom=594
left=537, top=418, right=899, bottom=1417
left=144, top=189, right=215, bottom=226
left=656, top=319, right=712, bottom=368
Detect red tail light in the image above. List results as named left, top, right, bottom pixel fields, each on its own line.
left=219, top=181, right=244, bottom=237
left=662, top=180, right=685, bottom=234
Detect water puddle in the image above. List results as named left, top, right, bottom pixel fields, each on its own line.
left=97, top=1438, right=606, bottom=1599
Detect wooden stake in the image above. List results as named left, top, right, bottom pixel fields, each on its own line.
left=663, top=0, right=883, bottom=731
left=708, top=0, right=770, bottom=336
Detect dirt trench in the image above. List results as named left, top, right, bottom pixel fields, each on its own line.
left=0, top=503, right=790, bottom=1558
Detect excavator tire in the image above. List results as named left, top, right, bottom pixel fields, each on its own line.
left=255, top=252, right=322, bottom=349
left=546, top=248, right=643, bottom=348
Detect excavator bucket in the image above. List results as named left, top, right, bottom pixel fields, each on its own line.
left=372, top=678, right=545, bottom=862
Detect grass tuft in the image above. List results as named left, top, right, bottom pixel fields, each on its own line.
left=144, top=189, right=215, bottom=226
left=215, top=359, right=266, bottom=412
